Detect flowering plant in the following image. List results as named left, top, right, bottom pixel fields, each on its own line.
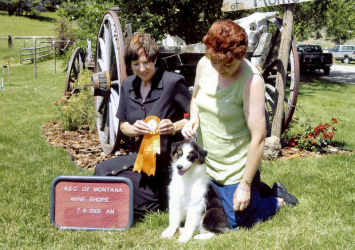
left=284, top=118, right=338, bottom=153
left=55, top=70, right=96, bottom=132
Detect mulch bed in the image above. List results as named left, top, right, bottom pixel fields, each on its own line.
left=42, top=121, right=119, bottom=170
left=41, top=121, right=351, bottom=170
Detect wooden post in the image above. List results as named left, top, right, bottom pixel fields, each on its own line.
left=8, top=35, right=13, bottom=48
left=271, top=4, right=295, bottom=138
left=34, top=38, right=37, bottom=79
left=0, top=66, right=4, bottom=90
left=53, top=41, right=56, bottom=74
left=7, top=57, right=10, bottom=85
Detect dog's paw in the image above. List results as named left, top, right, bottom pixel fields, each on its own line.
left=194, top=232, right=215, bottom=240
left=161, top=227, right=177, bottom=238
left=178, top=233, right=192, bottom=243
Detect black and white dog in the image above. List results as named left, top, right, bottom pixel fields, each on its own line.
left=161, top=140, right=230, bottom=243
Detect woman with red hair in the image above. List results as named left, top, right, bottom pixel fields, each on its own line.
left=183, top=20, right=298, bottom=229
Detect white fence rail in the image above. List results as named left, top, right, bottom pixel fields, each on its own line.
left=20, top=43, right=51, bottom=64
left=1, top=35, right=72, bottom=79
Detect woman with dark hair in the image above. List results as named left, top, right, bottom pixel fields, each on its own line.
left=182, top=20, right=298, bottom=229
left=95, top=33, right=191, bottom=218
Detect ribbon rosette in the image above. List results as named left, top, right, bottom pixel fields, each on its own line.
left=133, top=116, right=161, bottom=176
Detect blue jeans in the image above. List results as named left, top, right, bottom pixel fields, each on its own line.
left=211, top=181, right=279, bottom=229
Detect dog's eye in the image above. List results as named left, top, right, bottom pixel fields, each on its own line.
left=187, top=151, right=198, bottom=162
left=176, top=150, right=183, bottom=158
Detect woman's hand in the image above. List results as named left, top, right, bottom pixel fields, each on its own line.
left=132, top=120, right=151, bottom=135
left=181, top=120, right=199, bottom=138
left=233, top=181, right=251, bottom=211
left=158, top=119, right=175, bottom=135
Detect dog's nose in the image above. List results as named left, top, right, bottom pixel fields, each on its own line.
left=177, top=165, right=183, bottom=170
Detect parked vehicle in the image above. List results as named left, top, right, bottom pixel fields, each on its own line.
left=297, top=44, right=333, bottom=75
left=329, top=45, right=355, bottom=64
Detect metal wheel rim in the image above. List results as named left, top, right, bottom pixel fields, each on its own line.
left=284, top=41, right=300, bottom=130
left=95, top=11, right=127, bottom=154
left=65, top=47, right=85, bottom=96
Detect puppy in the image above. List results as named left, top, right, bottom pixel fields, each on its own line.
left=161, top=140, right=230, bottom=242
left=161, top=140, right=209, bottom=242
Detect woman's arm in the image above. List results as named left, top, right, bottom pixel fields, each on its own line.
left=158, top=118, right=188, bottom=135
left=233, top=74, right=266, bottom=211
left=181, top=59, right=202, bottom=138
left=120, top=120, right=150, bottom=137
left=243, top=74, right=266, bottom=185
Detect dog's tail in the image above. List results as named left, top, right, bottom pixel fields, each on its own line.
left=202, top=207, right=231, bottom=234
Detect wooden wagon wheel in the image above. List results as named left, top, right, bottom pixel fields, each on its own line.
left=263, top=40, right=300, bottom=135
left=65, top=47, right=85, bottom=96
left=94, top=11, right=127, bottom=154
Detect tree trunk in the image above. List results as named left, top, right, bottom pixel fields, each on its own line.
left=271, top=4, right=295, bottom=138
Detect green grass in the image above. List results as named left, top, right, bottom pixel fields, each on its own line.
left=292, top=79, right=355, bottom=148
left=0, top=11, right=57, bottom=36
left=1, top=58, right=354, bottom=249
left=0, top=11, right=355, bottom=250
left=0, top=11, right=58, bottom=65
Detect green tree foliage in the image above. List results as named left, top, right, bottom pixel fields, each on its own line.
left=57, top=0, right=113, bottom=66
left=57, top=0, right=354, bottom=55
left=0, top=0, right=59, bottom=16
left=293, top=0, right=354, bottom=43
left=57, top=0, right=245, bottom=45
left=325, top=0, right=354, bottom=43
left=112, top=0, right=232, bottom=44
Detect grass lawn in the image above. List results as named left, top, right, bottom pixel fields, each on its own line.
left=0, top=11, right=57, bottom=65
left=0, top=55, right=354, bottom=249
left=0, top=12, right=354, bottom=250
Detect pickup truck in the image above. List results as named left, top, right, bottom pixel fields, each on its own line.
left=297, top=44, right=333, bottom=75
left=329, top=45, right=355, bottom=64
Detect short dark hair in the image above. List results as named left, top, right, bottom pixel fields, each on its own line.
left=203, top=20, right=248, bottom=63
left=125, top=33, right=159, bottom=67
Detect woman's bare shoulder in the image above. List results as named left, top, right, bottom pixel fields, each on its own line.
left=197, top=56, right=210, bottom=68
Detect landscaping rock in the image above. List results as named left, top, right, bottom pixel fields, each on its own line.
left=263, top=136, right=281, bottom=160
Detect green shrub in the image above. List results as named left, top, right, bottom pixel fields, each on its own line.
left=56, top=1, right=113, bottom=70
left=56, top=70, right=96, bottom=132
left=54, top=17, right=77, bottom=49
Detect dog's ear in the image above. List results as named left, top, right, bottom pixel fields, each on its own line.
left=197, top=145, right=208, bottom=164
left=170, top=141, right=179, bottom=157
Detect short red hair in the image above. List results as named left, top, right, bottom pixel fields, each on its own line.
left=203, top=20, right=248, bottom=63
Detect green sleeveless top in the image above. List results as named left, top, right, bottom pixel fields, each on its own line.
left=196, top=57, right=259, bottom=185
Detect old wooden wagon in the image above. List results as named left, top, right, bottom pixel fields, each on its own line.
left=65, top=2, right=303, bottom=154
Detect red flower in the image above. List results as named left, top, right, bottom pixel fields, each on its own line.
left=307, top=133, right=314, bottom=138
left=331, top=118, right=338, bottom=124
left=288, top=137, right=297, bottom=147
left=313, top=125, right=322, bottom=136
left=323, top=132, right=329, bottom=139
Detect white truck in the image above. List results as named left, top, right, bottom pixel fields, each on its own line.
left=330, top=45, right=355, bottom=64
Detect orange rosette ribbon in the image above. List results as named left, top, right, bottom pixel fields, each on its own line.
left=133, top=116, right=161, bottom=176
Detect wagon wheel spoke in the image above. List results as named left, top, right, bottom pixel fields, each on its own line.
left=78, top=52, right=84, bottom=70
left=104, top=23, right=112, bottom=70
left=95, top=11, right=127, bottom=154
